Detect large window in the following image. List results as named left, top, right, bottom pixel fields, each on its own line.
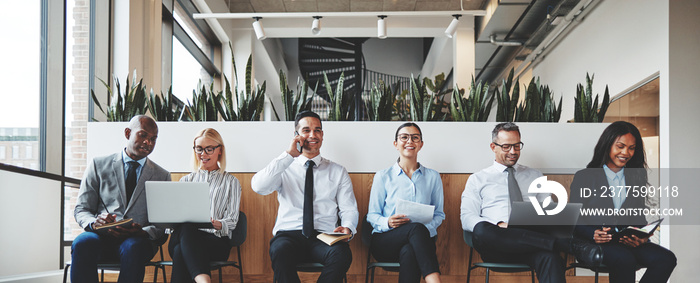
left=170, top=0, right=219, bottom=104
left=0, top=1, right=41, bottom=171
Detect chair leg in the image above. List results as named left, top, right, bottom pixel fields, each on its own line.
left=219, top=267, right=223, bottom=283
left=62, top=264, right=70, bottom=283
left=530, top=270, right=535, bottom=283
left=100, top=269, right=104, bottom=283
left=365, top=266, right=371, bottom=283
left=153, top=265, right=158, bottom=283
left=237, top=246, right=244, bottom=283
left=595, top=270, right=599, bottom=283
left=484, top=268, right=489, bottom=283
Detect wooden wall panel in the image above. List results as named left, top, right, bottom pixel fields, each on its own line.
left=149, top=172, right=575, bottom=282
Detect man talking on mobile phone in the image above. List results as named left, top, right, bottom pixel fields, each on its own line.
left=252, top=110, right=359, bottom=283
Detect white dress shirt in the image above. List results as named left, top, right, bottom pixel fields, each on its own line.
left=251, top=151, right=359, bottom=235
left=460, top=161, right=548, bottom=232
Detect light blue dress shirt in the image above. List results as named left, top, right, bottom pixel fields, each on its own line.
left=367, top=162, right=445, bottom=237
left=121, top=149, right=146, bottom=180
left=603, top=164, right=627, bottom=210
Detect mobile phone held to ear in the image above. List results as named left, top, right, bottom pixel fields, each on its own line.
left=295, top=131, right=303, bottom=153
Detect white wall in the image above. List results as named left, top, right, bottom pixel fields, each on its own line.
left=0, top=171, right=61, bottom=277
left=668, top=1, right=700, bottom=282
left=532, top=0, right=668, bottom=121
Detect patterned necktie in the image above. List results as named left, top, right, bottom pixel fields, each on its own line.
left=303, top=160, right=315, bottom=238
left=125, top=161, right=140, bottom=204
left=506, top=166, right=523, bottom=202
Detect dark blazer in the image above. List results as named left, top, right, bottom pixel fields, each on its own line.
left=570, top=168, right=648, bottom=241
left=74, top=152, right=171, bottom=240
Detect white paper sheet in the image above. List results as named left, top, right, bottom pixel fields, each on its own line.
left=396, top=199, right=434, bottom=225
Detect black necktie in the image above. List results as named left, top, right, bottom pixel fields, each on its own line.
left=506, top=166, right=523, bottom=202
left=303, top=160, right=315, bottom=238
left=125, top=161, right=140, bottom=204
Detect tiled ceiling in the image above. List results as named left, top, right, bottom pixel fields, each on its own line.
left=224, top=0, right=487, bottom=13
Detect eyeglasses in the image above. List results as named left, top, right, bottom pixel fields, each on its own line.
left=397, top=134, right=422, bottom=143
left=493, top=142, right=524, bottom=151
left=193, top=145, right=221, bottom=154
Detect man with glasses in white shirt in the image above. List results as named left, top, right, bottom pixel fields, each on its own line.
left=460, top=122, right=603, bottom=283
left=252, top=111, right=359, bottom=283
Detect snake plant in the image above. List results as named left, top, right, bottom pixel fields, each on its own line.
left=365, top=81, right=396, bottom=121
left=216, top=49, right=267, bottom=121
left=270, top=70, right=316, bottom=121
left=574, top=73, right=610, bottom=122
left=146, top=86, right=182, bottom=121
left=91, top=71, right=148, bottom=121
left=495, top=68, right=520, bottom=122
left=323, top=72, right=355, bottom=121
left=450, top=77, right=494, bottom=122
left=514, top=77, right=562, bottom=122
left=409, top=74, right=449, bottom=121
left=180, top=80, right=220, bottom=121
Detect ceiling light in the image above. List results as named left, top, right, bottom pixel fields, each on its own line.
left=445, top=14, right=461, bottom=38
left=377, top=15, right=387, bottom=39
left=311, top=16, right=322, bottom=35
left=252, top=17, right=266, bottom=40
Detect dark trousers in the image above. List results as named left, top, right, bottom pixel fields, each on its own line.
left=472, top=221, right=565, bottom=283
left=269, top=230, right=352, bottom=283
left=71, top=231, right=158, bottom=283
left=370, top=223, right=440, bottom=283
left=600, top=242, right=676, bottom=283
left=168, top=224, right=232, bottom=283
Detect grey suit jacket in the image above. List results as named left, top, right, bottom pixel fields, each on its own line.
left=74, top=152, right=171, bottom=240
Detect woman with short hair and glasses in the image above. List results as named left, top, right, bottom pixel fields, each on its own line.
left=570, top=121, right=676, bottom=282
left=366, top=122, right=445, bottom=283
left=168, top=128, right=242, bottom=283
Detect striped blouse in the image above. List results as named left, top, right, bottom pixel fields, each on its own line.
left=179, top=169, right=241, bottom=238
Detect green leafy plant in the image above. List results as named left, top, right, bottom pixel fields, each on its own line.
left=217, top=54, right=267, bottom=121
left=450, top=77, right=495, bottom=122
left=180, top=80, right=219, bottom=121
left=146, top=86, right=182, bottom=121
left=365, top=81, right=396, bottom=121
left=409, top=73, right=449, bottom=121
left=323, top=72, right=355, bottom=121
left=270, top=70, right=315, bottom=121
left=91, top=71, right=148, bottom=121
left=514, top=77, right=562, bottom=122
left=574, top=73, right=610, bottom=122
left=495, top=68, right=520, bottom=122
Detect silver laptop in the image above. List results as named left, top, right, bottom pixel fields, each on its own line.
left=145, top=181, right=212, bottom=228
left=508, top=201, right=582, bottom=238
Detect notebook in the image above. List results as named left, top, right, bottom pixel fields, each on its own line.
left=145, top=181, right=212, bottom=228
left=508, top=201, right=583, bottom=238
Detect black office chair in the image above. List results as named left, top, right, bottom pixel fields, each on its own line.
left=361, top=216, right=400, bottom=283
left=565, top=252, right=642, bottom=283
left=463, top=230, right=536, bottom=283
left=62, top=235, right=168, bottom=283
left=156, top=211, right=247, bottom=283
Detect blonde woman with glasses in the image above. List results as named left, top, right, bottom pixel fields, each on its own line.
left=168, top=128, right=241, bottom=283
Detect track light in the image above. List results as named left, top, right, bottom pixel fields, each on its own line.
left=311, top=16, right=322, bottom=35
left=252, top=17, right=266, bottom=40
left=377, top=15, right=387, bottom=39
left=445, top=14, right=461, bottom=38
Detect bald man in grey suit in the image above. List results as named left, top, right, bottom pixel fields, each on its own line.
left=72, top=115, right=171, bottom=283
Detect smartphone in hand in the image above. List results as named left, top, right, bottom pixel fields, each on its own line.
left=295, top=131, right=303, bottom=153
